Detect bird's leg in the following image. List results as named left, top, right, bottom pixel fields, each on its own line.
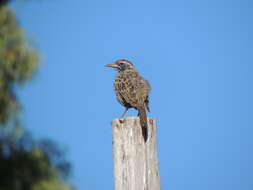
left=120, top=108, right=129, bottom=118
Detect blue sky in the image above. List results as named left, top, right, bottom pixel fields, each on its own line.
left=12, top=0, right=252, bottom=189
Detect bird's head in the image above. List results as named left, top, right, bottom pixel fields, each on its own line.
left=105, top=59, right=135, bottom=72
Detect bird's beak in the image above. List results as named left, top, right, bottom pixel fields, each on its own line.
left=105, top=63, right=118, bottom=68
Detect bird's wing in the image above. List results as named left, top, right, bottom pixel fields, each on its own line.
left=117, top=71, right=149, bottom=108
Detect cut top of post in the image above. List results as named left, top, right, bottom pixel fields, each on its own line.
left=111, top=117, right=160, bottom=190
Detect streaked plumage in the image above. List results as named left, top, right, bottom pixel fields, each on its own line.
left=106, top=59, right=151, bottom=142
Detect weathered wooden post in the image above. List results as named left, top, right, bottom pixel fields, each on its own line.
left=112, top=117, right=160, bottom=190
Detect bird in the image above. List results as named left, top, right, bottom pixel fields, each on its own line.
left=105, top=59, right=151, bottom=142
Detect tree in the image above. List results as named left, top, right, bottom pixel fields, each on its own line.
left=0, top=5, right=38, bottom=125
left=0, top=4, right=75, bottom=190
left=0, top=129, right=74, bottom=190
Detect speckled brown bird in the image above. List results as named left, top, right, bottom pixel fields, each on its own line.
left=105, top=59, right=151, bottom=142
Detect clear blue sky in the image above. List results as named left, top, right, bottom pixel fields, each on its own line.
left=12, top=0, right=252, bottom=189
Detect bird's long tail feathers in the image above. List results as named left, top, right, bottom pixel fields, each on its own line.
left=138, top=107, right=148, bottom=142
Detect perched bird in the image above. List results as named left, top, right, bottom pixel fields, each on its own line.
left=105, top=59, right=151, bottom=142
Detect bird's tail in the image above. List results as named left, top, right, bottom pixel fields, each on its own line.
left=138, top=107, right=148, bottom=142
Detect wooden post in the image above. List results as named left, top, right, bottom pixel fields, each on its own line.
left=112, top=117, right=160, bottom=190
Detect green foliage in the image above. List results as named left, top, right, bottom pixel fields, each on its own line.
left=0, top=5, right=75, bottom=190
left=32, top=179, right=74, bottom=190
left=0, top=6, right=39, bottom=125
left=0, top=130, right=74, bottom=190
